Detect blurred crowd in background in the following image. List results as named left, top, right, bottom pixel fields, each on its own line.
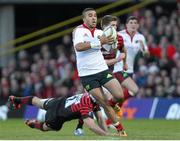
left=0, top=4, right=180, bottom=102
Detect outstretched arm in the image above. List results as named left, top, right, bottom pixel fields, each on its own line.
left=83, top=117, right=108, bottom=135
left=94, top=110, right=108, bottom=132
left=83, top=117, right=122, bottom=136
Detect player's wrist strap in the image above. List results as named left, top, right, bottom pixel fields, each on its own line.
left=90, top=39, right=101, bottom=49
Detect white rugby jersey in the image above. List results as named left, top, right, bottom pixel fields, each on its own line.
left=113, top=29, right=148, bottom=73
left=73, top=24, right=108, bottom=77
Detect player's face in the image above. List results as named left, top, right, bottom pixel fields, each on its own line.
left=83, top=10, right=97, bottom=29
left=110, top=21, right=118, bottom=30
left=126, top=19, right=139, bottom=33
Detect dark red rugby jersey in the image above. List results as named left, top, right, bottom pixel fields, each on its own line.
left=101, top=47, right=116, bottom=60
left=101, top=47, right=116, bottom=71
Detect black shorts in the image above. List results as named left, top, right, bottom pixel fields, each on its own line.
left=43, top=98, right=65, bottom=131
left=80, top=70, right=114, bottom=91
left=113, top=71, right=132, bottom=83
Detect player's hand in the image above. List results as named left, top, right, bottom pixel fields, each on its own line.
left=123, top=63, right=128, bottom=71
left=99, top=35, right=114, bottom=45
left=139, top=40, right=145, bottom=51
left=139, top=40, right=150, bottom=57
left=109, top=133, right=120, bottom=136
left=117, top=34, right=124, bottom=51
left=117, top=53, right=125, bottom=62
left=106, top=132, right=119, bottom=136
left=109, top=132, right=127, bottom=137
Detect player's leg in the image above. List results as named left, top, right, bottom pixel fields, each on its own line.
left=25, top=119, right=52, bottom=131
left=102, top=87, right=123, bottom=128
left=80, top=71, right=126, bottom=135
left=89, top=88, right=115, bottom=122
left=103, top=78, right=124, bottom=107
left=8, top=95, right=33, bottom=109
left=89, top=87, right=126, bottom=136
left=75, top=118, right=84, bottom=130
left=100, top=71, right=126, bottom=135
left=102, top=87, right=122, bottom=116
left=8, top=95, right=46, bottom=109
left=98, top=70, right=124, bottom=107
left=74, top=118, right=85, bottom=136
left=26, top=98, right=64, bottom=132
left=121, top=77, right=139, bottom=96
left=114, top=71, right=138, bottom=100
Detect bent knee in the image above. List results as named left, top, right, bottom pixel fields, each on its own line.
left=112, top=93, right=124, bottom=102
left=129, top=85, right=139, bottom=96
left=133, top=85, right=139, bottom=94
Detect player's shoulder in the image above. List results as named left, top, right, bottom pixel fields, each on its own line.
left=73, top=24, right=86, bottom=33
left=136, top=31, right=145, bottom=39
left=75, top=24, right=84, bottom=29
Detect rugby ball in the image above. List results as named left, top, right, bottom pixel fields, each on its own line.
left=102, top=26, right=117, bottom=50
left=103, top=26, right=117, bottom=43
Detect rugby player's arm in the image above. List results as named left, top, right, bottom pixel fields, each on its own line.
left=75, top=42, right=91, bottom=51
left=121, top=46, right=128, bottom=70
left=83, top=117, right=108, bottom=136
left=105, top=58, right=119, bottom=66
left=75, top=36, right=114, bottom=51
left=139, top=39, right=150, bottom=57
left=143, top=48, right=150, bottom=57
left=94, top=110, right=108, bottom=132
left=105, top=49, right=126, bottom=66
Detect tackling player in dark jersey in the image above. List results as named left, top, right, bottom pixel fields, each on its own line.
left=7, top=93, right=121, bottom=136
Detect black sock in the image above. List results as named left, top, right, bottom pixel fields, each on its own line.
left=76, top=119, right=84, bottom=129
left=16, top=96, right=34, bottom=105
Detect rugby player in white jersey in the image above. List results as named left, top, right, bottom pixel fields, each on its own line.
left=113, top=16, right=150, bottom=103
left=74, top=15, right=127, bottom=135
left=72, top=8, right=127, bottom=136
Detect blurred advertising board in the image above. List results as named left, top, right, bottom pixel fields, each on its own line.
left=122, top=98, right=180, bottom=119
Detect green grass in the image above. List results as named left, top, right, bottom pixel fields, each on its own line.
left=0, top=119, right=180, bottom=140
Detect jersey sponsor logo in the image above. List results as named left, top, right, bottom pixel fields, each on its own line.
left=65, top=94, right=83, bottom=108
left=85, top=84, right=91, bottom=91
left=106, top=73, right=113, bottom=78
left=122, top=72, right=128, bottom=77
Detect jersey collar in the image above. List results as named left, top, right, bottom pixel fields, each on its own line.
left=83, top=23, right=95, bottom=37
left=125, top=28, right=135, bottom=42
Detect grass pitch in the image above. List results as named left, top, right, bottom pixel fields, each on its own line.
left=0, top=119, right=180, bottom=140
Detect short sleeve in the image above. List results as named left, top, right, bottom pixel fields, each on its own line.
left=141, top=35, right=148, bottom=52
left=73, top=28, right=84, bottom=47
